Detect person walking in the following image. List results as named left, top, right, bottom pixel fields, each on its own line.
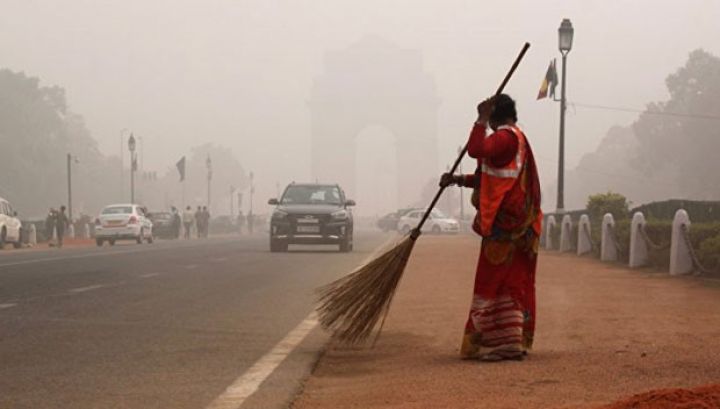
left=45, top=208, right=57, bottom=247
left=440, top=94, right=542, bottom=362
left=171, top=206, right=182, bottom=239
left=182, top=206, right=195, bottom=239
left=237, top=210, right=245, bottom=235
left=201, top=206, right=210, bottom=238
left=247, top=210, right=254, bottom=234
left=55, top=206, right=69, bottom=248
left=194, top=206, right=202, bottom=237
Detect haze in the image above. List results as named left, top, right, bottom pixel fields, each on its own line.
left=1, top=0, right=719, bottom=216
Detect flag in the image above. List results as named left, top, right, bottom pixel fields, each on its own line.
left=176, top=156, right=186, bottom=181
left=537, top=59, right=558, bottom=100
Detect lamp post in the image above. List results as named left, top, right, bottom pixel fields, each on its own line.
left=67, top=153, right=79, bottom=221
left=556, top=18, right=574, bottom=212
left=128, top=134, right=136, bottom=203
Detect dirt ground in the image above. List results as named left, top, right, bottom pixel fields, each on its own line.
left=292, top=234, right=720, bottom=409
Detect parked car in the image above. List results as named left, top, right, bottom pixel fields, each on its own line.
left=0, top=197, right=22, bottom=249
left=397, top=208, right=459, bottom=235
left=268, top=183, right=355, bottom=252
left=376, top=208, right=419, bottom=232
left=94, top=204, right=153, bottom=246
left=147, top=211, right=176, bottom=239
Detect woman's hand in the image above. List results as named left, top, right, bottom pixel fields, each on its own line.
left=439, top=173, right=462, bottom=188
left=476, top=97, right=495, bottom=123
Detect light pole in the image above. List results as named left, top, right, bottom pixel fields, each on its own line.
left=120, top=128, right=128, bottom=201
left=67, top=153, right=78, bottom=221
left=128, top=134, right=136, bottom=203
left=249, top=171, right=254, bottom=215
left=230, top=185, right=236, bottom=219
left=556, top=18, right=574, bottom=212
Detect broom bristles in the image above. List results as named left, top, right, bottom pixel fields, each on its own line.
left=316, top=235, right=416, bottom=344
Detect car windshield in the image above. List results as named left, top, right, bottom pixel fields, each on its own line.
left=281, top=186, right=342, bottom=205
left=102, top=206, right=133, bottom=215
left=431, top=209, right=447, bottom=218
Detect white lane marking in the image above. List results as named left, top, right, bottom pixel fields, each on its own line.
left=205, top=313, right=319, bottom=409
left=0, top=240, right=233, bottom=268
left=0, top=303, right=18, bottom=309
left=68, top=284, right=106, bottom=294
left=139, top=273, right=161, bottom=278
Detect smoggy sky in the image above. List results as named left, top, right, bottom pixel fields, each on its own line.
left=1, top=0, right=718, bottom=212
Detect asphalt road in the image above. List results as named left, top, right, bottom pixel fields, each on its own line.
left=0, top=231, right=389, bottom=409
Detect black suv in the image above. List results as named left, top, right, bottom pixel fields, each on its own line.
left=268, top=183, right=355, bottom=252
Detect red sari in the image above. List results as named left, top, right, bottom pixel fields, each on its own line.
left=459, top=122, right=541, bottom=361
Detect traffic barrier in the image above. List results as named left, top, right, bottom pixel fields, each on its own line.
left=629, top=212, right=649, bottom=268
left=559, top=214, right=573, bottom=252
left=577, top=214, right=592, bottom=255
left=601, top=213, right=618, bottom=262
left=545, top=215, right=557, bottom=250
left=670, top=209, right=693, bottom=275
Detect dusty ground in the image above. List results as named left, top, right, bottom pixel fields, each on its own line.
left=292, top=234, right=720, bottom=409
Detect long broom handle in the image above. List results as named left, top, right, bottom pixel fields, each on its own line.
left=412, top=42, right=531, bottom=238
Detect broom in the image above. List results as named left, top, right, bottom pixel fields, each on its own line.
left=317, top=42, right=531, bottom=345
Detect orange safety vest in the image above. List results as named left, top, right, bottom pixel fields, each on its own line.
left=474, top=125, right=542, bottom=238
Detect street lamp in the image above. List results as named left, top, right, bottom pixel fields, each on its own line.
left=67, top=153, right=79, bottom=221
left=556, top=18, right=574, bottom=212
left=128, top=134, right=136, bottom=203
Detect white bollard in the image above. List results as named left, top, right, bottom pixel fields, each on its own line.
left=670, top=209, right=693, bottom=275
left=28, top=224, right=37, bottom=246
left=83, top=223, right=91, bottom=239
left=545, top=215, right=557, bottom=250
left=560, top=214, right=573, bottom=252
left=601, top=213, right=618, bottom=262
left=68, top=224, right=76, bottom=239
left=629, top=212, right=649, bottom=268
left=577, top=215, right=592, bottom=256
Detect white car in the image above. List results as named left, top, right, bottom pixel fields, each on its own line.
left=0, top=197, right=22, bottom=249
left=94, top=204, right=153, bottom=246
left=397, top=209, right=460, bottom=235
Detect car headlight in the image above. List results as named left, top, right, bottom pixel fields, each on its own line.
left=272, top=210, right=288, bottom=220
left=331, top=210, right=348, bottom=220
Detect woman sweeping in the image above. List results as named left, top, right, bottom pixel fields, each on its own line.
left=441, top=94, right=542, bottom=362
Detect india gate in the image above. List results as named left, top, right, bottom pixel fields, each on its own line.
left=309, top=36, right=439, bottom=211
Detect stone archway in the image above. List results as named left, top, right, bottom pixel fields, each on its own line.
left=309, top=36, right=439, bottom=209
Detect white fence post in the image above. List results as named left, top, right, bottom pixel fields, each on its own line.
left=601, top=213, right=618, bottom=262
left=560, top=214, right=573, bottom=252
left=545, top=215, right=557, bottom=250
left=629, top=212, right=648, bottom=268
left=577, top=215, right=592, bottom=255
left=670, top=209, right=693, bottom=275
left=28, top=224, right=37, bottom=246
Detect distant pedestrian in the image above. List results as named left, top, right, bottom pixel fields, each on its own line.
left=237, top=210, right=245, bottom=235
left=247, top=210, right=254, bottom=234
left=55, top=206, right=69, bottom=248
left=182, top=206, right=195, bottom=239
left=201, top=206, right=210, bottom=238
left=171, top=206, right=182, bottom=239
left=45, top=208, right=56, bottom=246
left=194, top=206, right=202, bottom=237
